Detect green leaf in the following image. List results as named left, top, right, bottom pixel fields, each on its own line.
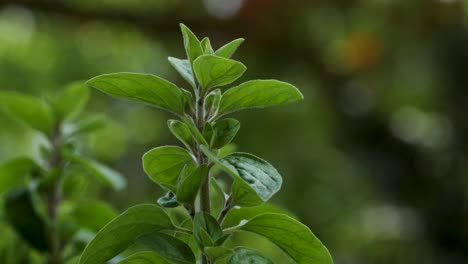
left=205, top=247, right=233, bottom=263
left=201, top=37, right=214, bottom=54
left=193, top=55, right=246, bottom=91
left=210, top=177, right=226, bottom=219
left=238, top=213, right=333, bottom=264
left=157, top=191, right=180, bottom=208
left=204, top=89, right=221, bottom=121
left=228, top=247, right=273, bottom=264
left=0, top=157, right=40, bottom=195
left=181, top=117, right=209, bottom=146
left=176, top=165, right=208, bottom=204
left=168, top=119, right=194, bottom=150
left=168, top=57, right=196, bottom=89
left=193, top=212, right=223, bottom=249
left=180, top=24, right=204, bottom=66
left=71, top=201, right=117, bottom=232
left=222, top=203, right=296, bottom=228
left=4, top=188, right=48, bottom=252
left=118, top=251, right=171, bottom=264
left=64, top=152, right=126, bottom=191
left=214, top=234, right=231, bottom=246
left=203, top=123, right=215, bottom=146
left=64, top=114, right=107, bottom=138
left=180, top=88, right=194, bottom=113
left=143, top=146, right=196, bottom=192
left=79, top=204, right=175, bottom=264
left=135, top=231, right=195, bottom=263
left=215, top=38, right=245, bottom=58
left=86, top=73, right=185, bottom=115
left=211, top=119, right=240, bottom=149
left=0, top=91, right=55, bottom=134
left=218, top=80, right=304, bottom=116
left=201, top=147, right=282, bottom=207
left=50, top=81, right=89, bottom=121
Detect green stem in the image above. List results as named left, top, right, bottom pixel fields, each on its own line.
left=217, top=196, right=233, bottom=225
left=46, top=126, right=63, bottom=264
left=194, top=87, right=211, bottom=264
left=200, top=171, right=211, bottom=213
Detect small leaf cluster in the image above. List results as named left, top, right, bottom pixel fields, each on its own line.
left=80, top=24, right=333, bottom=263
left=0, top=83, right=126, bottom=263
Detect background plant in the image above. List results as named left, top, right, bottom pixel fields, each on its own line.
left=0, top=84, right=127, bottom=264
left=78, top=24, right=333, bottom=264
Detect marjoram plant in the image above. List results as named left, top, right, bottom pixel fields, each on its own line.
left=0, top=84, right=126, bottom=263
left=79, top=24, right=333, bottom=264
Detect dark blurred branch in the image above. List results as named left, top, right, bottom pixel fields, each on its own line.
left=1, top=0, right=219, bottom=34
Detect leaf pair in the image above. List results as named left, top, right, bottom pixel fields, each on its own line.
left=87, top=74, right=303, bottom=120
left=79, top=204, right=333, bottom=264
left=79, top=204, right=193, bottom=264
left=0, top=82, right=89, bottom=135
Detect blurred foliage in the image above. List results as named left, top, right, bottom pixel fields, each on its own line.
left=1, top=0, right=468, bottom=263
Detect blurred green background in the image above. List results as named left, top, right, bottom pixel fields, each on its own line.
left=1, top=0, right=468, bottom=263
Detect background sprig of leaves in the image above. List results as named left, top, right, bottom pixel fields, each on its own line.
left=0, top=83, right=126, bottom=263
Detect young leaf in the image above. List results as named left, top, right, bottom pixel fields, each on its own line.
left=176, top=165, right=208, bottom=204
left=168, top=57, right=196, bottom=89
left=218, top=80, right=304, bottom=116
left=203, top=123, right=215, bottom=146
left=181, top=117, right=209, bottom=146
left=180, top=24, right=204, bottom=66
left=79, top=204, right=174, bottom=264
left=143, top=146, right=196, bottom=192
left=0, top=91, right=55, bottom=135
left=118, top=251, right=171, bottom=264
left=4, top=188, right=48, bottom=252
left=204, top=89, right=221, bottom=121
left=201, top=147, right=282, bottom=207
left=157, top=191, right=180, bottom=208
left=0, top=157, right=40, bottom=195
left=215, top=38, right=245, bottom=58
left=193, top=55, right=246, bottom=91
left=193, top=212, right=223, bottom=249
left=168, top=119, right=194, bottom=150
left=64, top=152, right=126, bottom=191
left=211, top=118, right=240, bottom=149
left=86, top=73, right=185, bottom=115
left=50, top=82, right=89, bottom=121
left=205, top=246, right=233, bottom=263
left=201, top=37, right=215, bottom=54
left=210, top=177, right=226, bottom=219
left=180, top=88, right=194, bottom=113
left=237, top=213, right=333, bottom=264
left=135, top=231, right=195, bottom=263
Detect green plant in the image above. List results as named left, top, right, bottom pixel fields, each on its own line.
left=80, top=24, right=333, bottom=264
left=0, top=84, right=126, bottom=264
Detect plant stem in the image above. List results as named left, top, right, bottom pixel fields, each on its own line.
left=200, top=172, right=211, bottom=213
left=194, top=87, right=211, bottom=264
left=217, top=196, right=233, bottom=225
left=46, top=126, right=63, bottom=264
